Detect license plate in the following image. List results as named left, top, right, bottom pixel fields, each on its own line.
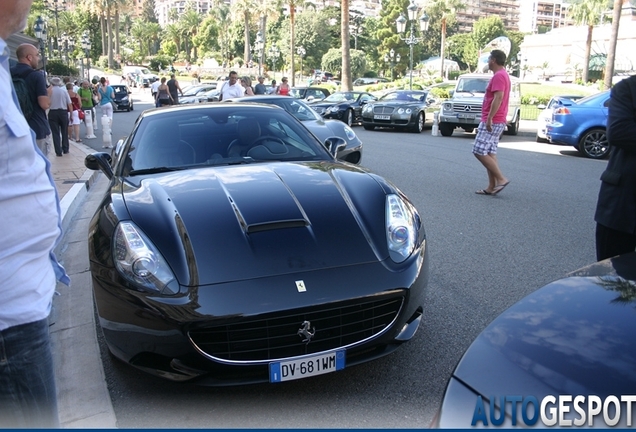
left=269, top=349, right=345, bottom=383
left=374, top=115, right=391, bottom=120
left=458, top=113, right=475, bottom=119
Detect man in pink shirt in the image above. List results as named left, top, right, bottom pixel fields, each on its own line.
left=473, top=49, right=511, bottom=196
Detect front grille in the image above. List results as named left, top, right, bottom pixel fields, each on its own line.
left=373, top=106, right=395, bottom=115
left=452, top=104, right=481, bottom=114
left=188, top=292, right=404, bottom=363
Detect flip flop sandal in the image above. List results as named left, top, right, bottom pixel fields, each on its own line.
left=475, top=189, right=492, bottom=195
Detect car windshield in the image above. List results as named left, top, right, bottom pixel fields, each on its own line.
left=575, top=91, right=609, bottom=105
left=255, top=98, right=322, bottom=122
left=183, top=86, right=208, bottom=96
left=380, top=91, right=426, bottom=102
left=112, top=86, right=128, bottom=94
left=140, top=68, right=151, bottom=75
left=290, top=88, right=306, bottom=98
left=120, top=106, right=329, bottom=177
left=456, top=78, right=488, bottom=93
left=323, top=92, right=357, bottom=103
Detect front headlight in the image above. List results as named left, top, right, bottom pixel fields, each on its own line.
left=113, top=222, right=179, bottom=295
left=121, top=96, right=128, bottom=102
left=442, top=102, right=452, bottom=112
left=343, top=125, right=356, bottom=141
left=363, top=104, right=372, bottom=113
left=386, top=194, right=418, bottom=263
left=327, top=106, right=339, bottom=113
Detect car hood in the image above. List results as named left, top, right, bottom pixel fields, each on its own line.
left=372, top=100, right=420, bottom=107
left=449, top=94, right=485, bottom=103
left=311, top=101, right=347, bottom=108
left=121, top=162, right=390, bottom=286
left=453, top=252, right=636, bottom=402
left=301, top=119, right=359, bottom=146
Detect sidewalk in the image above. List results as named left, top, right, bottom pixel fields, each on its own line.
left=47, top=140, right=117, bottom=428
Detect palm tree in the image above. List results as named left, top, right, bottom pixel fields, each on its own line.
left=211, top=3, right=232, bottom=66
left=165, top=23, right=182, bottom=55
left=341, top=0, right=352, bottom=90
left=233, top=0, right=257, bottom=64
left=181, top=8, right=203, bottom=61
left=428, top=0, right=463, bottom=78
left=603, top=0, right=623, bottom=89
left=568, top=0, right=607, bottom=82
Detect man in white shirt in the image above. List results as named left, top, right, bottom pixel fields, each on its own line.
left=218, top=71, right=245, bottom=101
left=151, top=79, right=161, bottom=106
left=0, top=0, right=69, bottom=427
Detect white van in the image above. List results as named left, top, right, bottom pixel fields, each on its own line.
left=122, top=65, right=158, bottom=88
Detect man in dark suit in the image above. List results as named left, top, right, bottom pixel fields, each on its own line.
left=594, top=75, right=636, bottom=260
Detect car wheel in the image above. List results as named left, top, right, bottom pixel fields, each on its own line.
left=411, top=112, right=424, bottom=133
left=363, top=124, right=375, bottom=131
left=439, top=123, right=454, bottom=137
left=578, top=128, right=609, bottom=159
left=506, top=114, right=520, bottom=135
left=345, top=109, right=354, bottom=127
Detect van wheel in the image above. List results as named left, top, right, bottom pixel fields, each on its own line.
left=506, top=115, right=520, bottom=135
left=439, top=123, right=454, bottom=137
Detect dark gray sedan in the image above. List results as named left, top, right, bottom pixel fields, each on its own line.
left=225, top=95, right=363, bottom=165
left=361, top=90, right=433, bottom=133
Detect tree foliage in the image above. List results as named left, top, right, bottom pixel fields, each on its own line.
left=321, top=48, right=366, bottom=78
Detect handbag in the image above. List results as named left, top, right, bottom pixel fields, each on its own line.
left=78, top=109, right=85, bottom=120
left=110, top=101, right=117, bottom=110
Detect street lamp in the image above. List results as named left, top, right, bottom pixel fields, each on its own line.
left=255, top=31, right=264, bottom=77
left=45, top=0, right=66, bottom=58
left=383, top=48, right=400, bottom=80
left=296, top=46, right=306, bottom=82
left=396, top=0, right=429, bottom=90
left=33, top=16, right=47, bottom=75
left=268, top=45, right=280, bottom=76
left=81, top=32, right=91, bottom=80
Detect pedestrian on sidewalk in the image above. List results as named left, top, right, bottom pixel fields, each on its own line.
left=97, top=76, right=114, bottom=128
left=48, top=76, right=72, bottom=157
left=10, top=43, right=52, bottom=156
left=66, top=82, right=82, bottom=143
left=78, top=80, right=96, bottom=137
left=594, top=74, right=636, bottom=261
left=0, top=1, right=70, bottom=428
left=472, top=49, right=511, bottom=196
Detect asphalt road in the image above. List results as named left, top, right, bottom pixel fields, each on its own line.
left=93, top=102, right=607, bottom=428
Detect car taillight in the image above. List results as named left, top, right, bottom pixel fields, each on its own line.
left=554, top=107, right=571, bottom=115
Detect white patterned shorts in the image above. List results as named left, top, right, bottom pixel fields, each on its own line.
left=472, top=122, right=506, bottom=156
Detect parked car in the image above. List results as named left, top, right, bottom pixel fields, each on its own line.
left=309, top=91, right=377, bottom=127
left=536, top=95, right=585, bottom=142
left=361, top=90, right=433, bottom=133
left=226, top=95, right=363, bottom=164
left=546, top=90, right=610, bottom=159
left=178, top=84, right=218, bottom=104
left=110, top=85, right=133, bottom=112
left=84, top=103, right=428, bottom=385
left=353, top=77, right=389, bottom=86
left=122, top=65, right=158, bottom=88
left=435, top=252, right=636, bottom=428
left=438, top=73, right=522, bottom=137
left=290, top=86, right=331, bottom=102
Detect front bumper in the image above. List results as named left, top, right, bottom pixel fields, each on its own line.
left=91, top=244, right=428, bottom=385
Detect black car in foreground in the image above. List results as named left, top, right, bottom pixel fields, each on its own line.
left=226, top=95, right=363, bottom=164
left=85, top=103, right=428, bottom=385
left=361, top=90, right=432, bottom=133
left=435, top=252, right=636, bottom=428
left=111, top=85, right=133, bottom=111
left=310, top=91, right=377, bottom=127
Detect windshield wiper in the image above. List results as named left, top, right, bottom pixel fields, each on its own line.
left=129, top=166, right=188, bottom=175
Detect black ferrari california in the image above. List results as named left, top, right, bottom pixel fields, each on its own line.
left=85, top=103, right=429, bottom=385
left=361, top=90, right=432, bottom=133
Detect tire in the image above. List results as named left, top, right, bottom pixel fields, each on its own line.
left=506, top=113, right=520, bottom=135
left=345, top=109, right=354, bottom=127
left=411, top=112, right=425, bottom=133
left=363, top=124, right=375, bottom=131
left=439, top=123, right=454, bottom=137
left=578, top=128, right=609, bottom=159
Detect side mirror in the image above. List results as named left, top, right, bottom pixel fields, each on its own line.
left=360, top=100, right=368, bottom=106
left=85, top=152, right=114, bottom=179
left=324, top=137, right=347, bottom=158
left=306, top=96, right=315, bottom=102
left=537, top=104, right=546, bottom=110
left=449, top=90, right=454, bottom=97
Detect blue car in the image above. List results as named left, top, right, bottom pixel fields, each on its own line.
left=546, top=91, right=610, bottom=159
